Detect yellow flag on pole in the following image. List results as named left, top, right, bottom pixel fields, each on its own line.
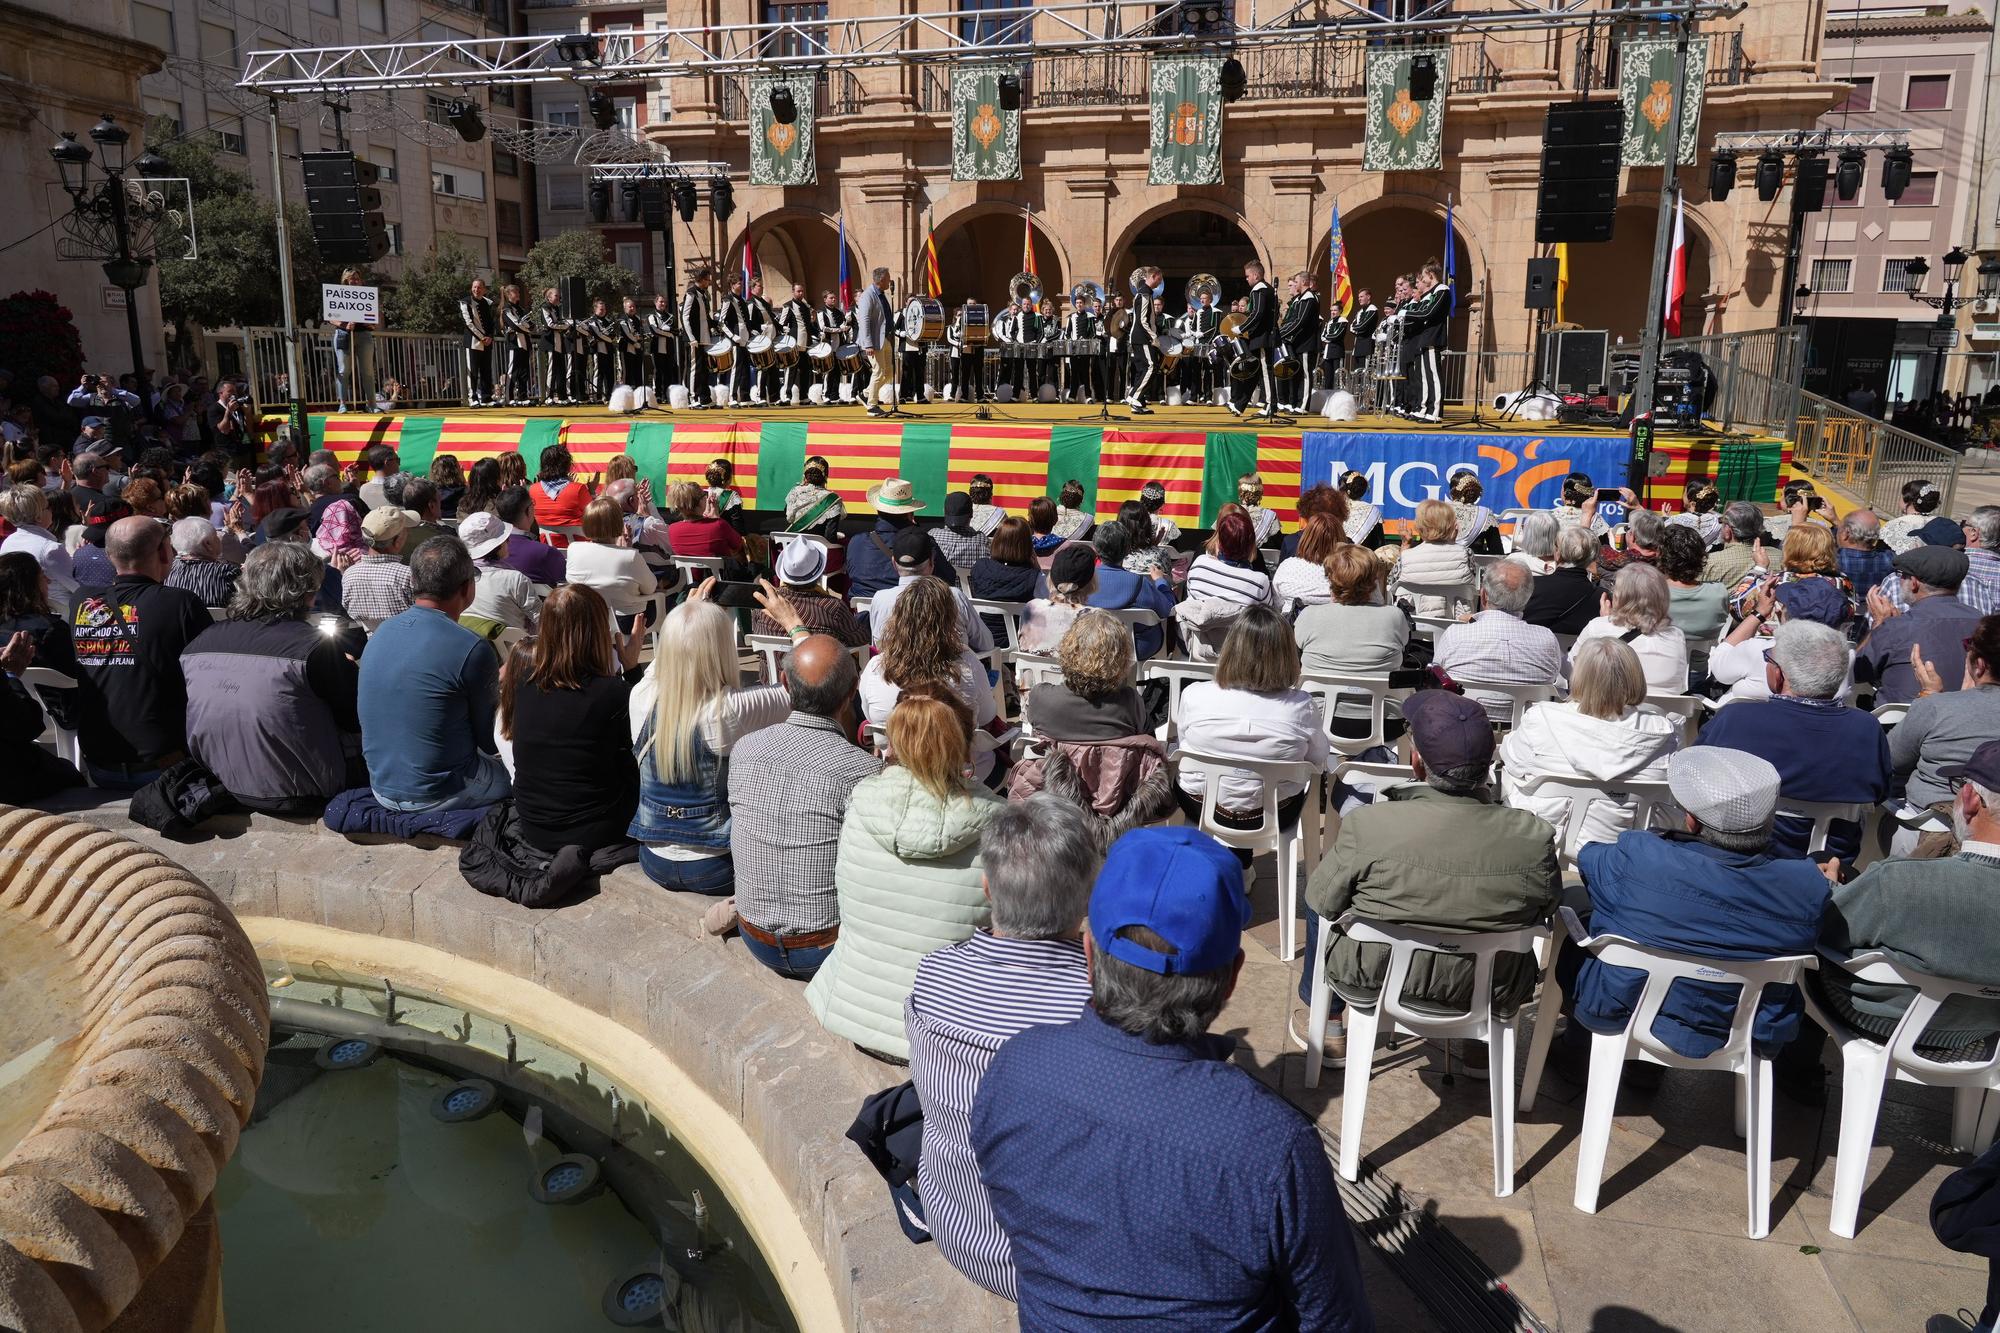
left=1554, top=243, right=1569, bottom=324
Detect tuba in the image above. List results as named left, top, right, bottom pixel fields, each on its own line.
left=1010, top=271, right=1040, bottom=305
left=1185, top=273, right=1221, bottom=310
left=1069, top=279, right=1105, bottom=312
left=1129, top=266, right=1153, bottom=301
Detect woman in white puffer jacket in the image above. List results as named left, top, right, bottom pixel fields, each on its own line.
left=1390, top=498, right=1477, bottom=620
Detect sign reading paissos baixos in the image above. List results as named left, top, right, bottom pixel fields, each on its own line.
left=1301, top=430, right=1632, bottom=526
left=321, top=283, right=380, bottom=326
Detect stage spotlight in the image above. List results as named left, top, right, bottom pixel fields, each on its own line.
left=1218, top=58, right=1247, bottom=104
left=997, top=73, right=1021, bottom=112
left=672, top=179, right=698, bottom=223
left=769, top=85, right=797, bottom=125
left=1880, top=145, right=1912, bottom=200
left=587, top=181, right=609, bottom=223
left=1409, top=54, right=1437, bottom=102
left=1708, top=149, right=1737, bottom=201
left=1754, top=150, right=1784, bottom=202
left=554, top=34, right=602, bottom=66
left=1834, top=147, right=1864, bottom=201
left=588, top=89, right=618, bottom=131
left=709, top=177, right=734, bottom=223
left=446, top=99, right=485, bottom=143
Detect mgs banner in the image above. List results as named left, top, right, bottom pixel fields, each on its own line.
left=951, top=63, right=1023, bottom=181
left=1363, top=47, right=1449, bottom=172
left=1301, top=430, right=1631, bottom=526
left=1619, top=37, right=1707, bottom=167
left=1148, top=56, right=1224, bottom=186
left=749, top=74, right=816, bottom=186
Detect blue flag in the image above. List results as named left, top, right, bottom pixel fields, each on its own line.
left=1444, top=198, right=1458, bottom=316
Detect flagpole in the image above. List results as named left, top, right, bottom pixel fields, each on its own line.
left=1629, top=0, right=1697, bottom=490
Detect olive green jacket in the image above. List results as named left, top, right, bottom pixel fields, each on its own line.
left=1305, top=783, right=1561, bottom=1016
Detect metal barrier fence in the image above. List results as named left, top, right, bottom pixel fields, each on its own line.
left=242, top=328, right=468, bottom=411
left=1439, top=351, right=1532, bottom=408
left=1660, top=327, right=1805, bottom=438
left=1792, top=390, right=1963, bottom=513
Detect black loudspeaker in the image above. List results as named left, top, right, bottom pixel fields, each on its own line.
left=640, top=182, right=667, bottom=232
left=1525, top=257, right=1561, bottom=310
left=1542, top=328, right=1610, bottom=395
left=301, top=150, right=388, bottom=264
left=562, top=277, right=589, bottom=320
left=1535, top=101, right=1621, bottom=245
left=1793, top=155, right=1830, bottom=213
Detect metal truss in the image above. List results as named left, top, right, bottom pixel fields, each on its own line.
left=240, top=0, right=1747, bottom=95
left=589, top=161, right=732, bottom=181
left=1713, top=129, right=1911, bottom=152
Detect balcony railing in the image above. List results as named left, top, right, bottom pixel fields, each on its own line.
left=718, top=70, right=866, bottom=120
left=1583, top=28, right=1750, bottom=92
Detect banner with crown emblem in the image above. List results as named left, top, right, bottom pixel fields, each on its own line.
left=1148, top=56, right=1224, bottom=186
left=1363, top=47, right=1449, bottom=172
left=950, top=63, right=1023, bottom=181
left=749, top=73, right=816, bottom=186
left=1619, top=37, right=1707, bottom=167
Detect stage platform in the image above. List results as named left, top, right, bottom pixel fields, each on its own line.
left=263, top=401, right=1792, bottom=531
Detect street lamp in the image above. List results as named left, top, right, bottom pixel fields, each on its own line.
left=1904, top=246, right=1979, bottom=408
left=47, top=113, right=171, bottom=399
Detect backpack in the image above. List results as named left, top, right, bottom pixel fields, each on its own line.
left=129, top=758, right=240, bottom=841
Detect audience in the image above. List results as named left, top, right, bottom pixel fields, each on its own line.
left=1880, top=478, right=1944, bottom=553
left=1434, top=560, right=1567, bottom=723
left=1173, top=607, right=1329, bottom=836
left=1049, top=479, right=1092, bottom=542
left=753, top=539, right=868, bottom=645
left=341, top=507, right=415, bottom=627
left=565, top=496, right=658, bottom=617
left=1295, top=545, right=1410, bottom=734
left=933, top=492, right=989, bottom=584
left=1272, top=514, right=1343, bottom=612
left=182, top=543, right=361, bottom=813
left=1186, top=510, right=1278, bottom=609
left=1280, top=483, right=1344, bottom=559
left=493, top=486, right=568, bottom=587
left=1084, top=521, right=1173, bottom=661
left=0, top=483, right=77, bottom=615
left=457, top=511, right=542, bottom=632
left=1891, top=615, right=2000, bottom=822
left=906, top=796, right=1100, bottom=1300
left=1835, top=508, right=1893, bottom=600
left=972, top=826, right=1369, bottom=1328
left=357, top=537, right=507, bottom=812
left=665, top=479, right=747, bottom=560
left=860, top=576, right=1001, bottom=783
left=1447, top=471, right=1499, bottom=552
left=1522, top=526, right=1601, bottom=636
left=1727, top=524, right=1857, bottom=627
left=969, top=516, right=1040, bottom=645
left=430, top=454, right=467, bottom=518
left=1700, top=501, right=1766, bottom=585
left=806, top=687, right=1004, bottom=1061
left=1340, top=471, right=1382, bottom=545
left=1577, top=562, right=1688, bottom=695
left=397, top=477, right=450, bottom=557
left=163, top=518, right=238, bottom=607
left=0, top=631, right=79, bottom=800
left=528, top=445, right=594, bottom=543
left=1016, top=544, right=1095, bottom=654
left=1858, top=546, right=1983, bottom=704
left=1708, top=578, right=1854, bottom=707
left=1507, top=510, right=1561, bottom=577
left=846, top=476, right=948, bottom=603
left=1390, top=499, right=1474, bottom=618
left=725, top=635, right=878, bottom=979
left=1659, top=524, right=1728, bottom=646
left=867, top=528, right=997, bottom=652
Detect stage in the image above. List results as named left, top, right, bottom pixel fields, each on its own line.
left=263, top=401, right=1793, bottom=531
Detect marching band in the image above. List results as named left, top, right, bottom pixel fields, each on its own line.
left=451, top=254, right=1456, bottom=415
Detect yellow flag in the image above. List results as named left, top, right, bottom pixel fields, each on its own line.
left=1555, top=243, right=1569, bottom=324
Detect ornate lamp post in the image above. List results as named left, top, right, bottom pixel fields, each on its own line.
left=48, top=115, right=174, bottom=397
left=1902, top=247, right=2000, bottom=408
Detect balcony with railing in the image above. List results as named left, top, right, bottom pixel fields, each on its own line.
left=1577, top=28, right=1751, bottom=91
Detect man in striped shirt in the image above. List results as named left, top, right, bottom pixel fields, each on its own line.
left=904, top=796, right=1102, bottom=1300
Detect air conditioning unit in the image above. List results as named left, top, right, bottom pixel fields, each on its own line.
left=1975, top=297, right=2000, bottom=317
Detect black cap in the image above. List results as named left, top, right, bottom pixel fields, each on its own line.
left=892, top=525, right=933, bottom=570
left=1051, top=543, right=1096, bottom=593
left=1941, top=738, right=2000, bottom=791
left=1893, top=544, right=1969, bottom=592
left=81, top=499, right=132, bottom=547
left=943, top=492, right=973, bottom=522
left=259, top=507, right=311, bottom=542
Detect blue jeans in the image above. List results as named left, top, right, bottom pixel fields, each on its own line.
left=374, top=751, right=511, bottom=813
left=639, top=848, right=735, bottom=895
left=87, top=762, right=160, bottom=791
left=741, top=930, right=834, bottom=980
left=334, top=331, right=374, bottom=410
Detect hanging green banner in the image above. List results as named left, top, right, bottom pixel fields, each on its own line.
left=1147, top=56, right=1224, bottom=186
left=951, top=63, right=1023, bottom=181
left=749, top=73, right=816, bottom=186
left=1363, top=46, right=1449, bottom=172
left=1619, top=37, right=1707, bottom=167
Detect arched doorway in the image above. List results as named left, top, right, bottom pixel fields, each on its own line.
left=1114, top=211, right=1261, bottom=314
left=740, top=215, right=863, bottom=305
left=1312, top=204, right=1474, bottom=351
left=933, top=212, right=1064, bottom=309
left=1559, top=207, right=1712, bottom=342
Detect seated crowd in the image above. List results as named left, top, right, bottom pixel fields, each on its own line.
left=9, top=441, right=2000, bottom=1328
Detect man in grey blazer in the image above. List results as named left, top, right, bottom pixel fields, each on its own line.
left=856, top=267, right=896, bottom=417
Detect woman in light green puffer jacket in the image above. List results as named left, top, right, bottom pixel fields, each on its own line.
left=806, top=689, right=1003, bottom=1061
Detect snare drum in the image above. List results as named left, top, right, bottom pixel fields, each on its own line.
left=772, top=335, right=800, bottom=367
left=960, top=302, right=989, bottom=346
left=836, top=343, right=866, bottom=373
left=747, top=333, right=779, bottom=369
left=808, top=340, right=835, bottom=369
left=706, top=338, right=736, bottom=373
left=903, top=297, right=945, bottom=341
left=1271, top=347, right=1297, bottom=380
left=1159, top=337, right=1185, bottom=374
left=1228, top=352, right=1259, bottom=382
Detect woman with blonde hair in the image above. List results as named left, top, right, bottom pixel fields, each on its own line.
left=858, top=575, right=1000, bottom=781
left=627, top=579, right=803, bottom=894
left=805, top=685, right=1003, bottom=1061
left=1577, top=561, right=1689, bottom=693
left=1024, top=608, right=1147, bottom=741
left=1726, top=521, right=1857, bottom=625
left=1448, top=470, right=1502, bottom=553
left=565, top=495, right=658, bottom=616
left=1390, top=497, right=1475, bottom=618
left=1500, top=636, right=1678, bottom=847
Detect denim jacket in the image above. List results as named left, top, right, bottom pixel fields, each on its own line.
left=627, top=719, right=730, bottom=849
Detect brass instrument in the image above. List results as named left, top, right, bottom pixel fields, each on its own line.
left=1068, top=280, right=1106, bottom=313
left=1010, top=271, right=1040, bottom=304
left=1128, top=265, right=1152, bottom=300
left=1185, top=273, right=1221, bottom=310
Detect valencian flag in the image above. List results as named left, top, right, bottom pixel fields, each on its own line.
left=1665, top=192, right=1688, bottom=336
left=749, top=73, right=816, bottom=185
left=1363, top=46, right=1448, bottom=172
left=1148, top=56, right=1224, bottom=186
left=837, top=214, right=851, bottom=310
left=1619, top=36, right=1707, bottom=167
left=950, top=63, right=1023, bottom=181
left=921, top=224, right=943, bottom=300
left=1327, top=200, right=1353, bottom=318
left=741, top=223, right=757, bottom=293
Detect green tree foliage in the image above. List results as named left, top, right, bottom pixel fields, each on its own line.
left=515, top=229, right=640, bottom=307
left=0, top=291, right=86, bottom=385
left=148, top=116, right=332, bottom=342
left=386, top=235, right=483, bottom=334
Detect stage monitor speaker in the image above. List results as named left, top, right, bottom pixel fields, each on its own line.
left=1525, top=258, right=1561, bottom=310
left=562, top=277, right=589, bottom=320
left=1542, top=328, right=1610, bottom=395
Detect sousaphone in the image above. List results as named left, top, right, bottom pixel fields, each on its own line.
left=1185, top=273, right=1221, bottom=311
left=1010, top=272, right=1041, bottom=305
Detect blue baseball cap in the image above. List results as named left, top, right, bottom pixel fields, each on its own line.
left=1088, top=827, right=1249, bottom=976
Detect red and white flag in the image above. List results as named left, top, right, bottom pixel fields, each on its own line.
left=1664, top=193, right=1687, bottom=338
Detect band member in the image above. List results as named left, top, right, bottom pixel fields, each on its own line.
left=1319, top=302, right=1350, bottom=389
left=538, top=287, right=572, bottom=406
left=1063, top=296, right=1100, bottom=403
left=647, top=293, right=678, bottom=405
left=1280, top=272, right=1320, bottom=411
left=898, top=300, right=929, bottom=405
left=459, top=278, right=497, bottom=407
left=680, top=267, right=714, bottom=411
left=1122, top=269, right=1163, bottom=415
left=1383, top=273, right=1415, bottom=415
left=778, top=283, right=814, bottom=406
left=579, top=298, right=615, bottom=402
left=744, top=277, right=779, bottom=405
left=1400, top=260, right=1451, bottom=423
left=988, top=301, right=1017, bottom=396
left=1230, top=260, right=1277, bottom=419
left=1101, top=293, right=1130, bottom=402
left=855, top=268, right=896, bottom=417
left=1031, top=297, right=1057, bottom=399
left=617, top=296, right=647, bottom=390
left=1180, top=291, right=1219, bottom=406
left=717, top=275, right=752, bottom=407
left=497, top=284, right=534, bottom=406
left=1347, top=288, right=1380, bottom=371
left=814, top=290, right=848, bottom=403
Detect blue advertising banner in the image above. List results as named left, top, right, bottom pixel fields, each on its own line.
left=1300, top=431, right=1633, bottom=526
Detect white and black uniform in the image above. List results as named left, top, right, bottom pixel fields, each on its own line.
left=946, top=306, right=981, bottom=402
left=778, top=296, right=813, bottom=404
left=746, top=293, right=779, bottom=404
left=647, top=303, right=678, bottom=403
left=581, top=312, right=618, bottom=401
left=1282, top=288, right=1320, bottom=409
left=1064, top=306, right=1100, bottom=402
left=680, top=285, right=713, bottom=409
left=617, top=311, right=646, bottom=388
left=1231, top=280, right=1277, bottom=415
left=1319, top=308, right=1351, bottom=386
left=815, top=303, right=848, bottom=401
left=1348, top=301, right=1381, bottom=371
left=501, top=299, right=535, bottom=405
left=459, top=291, right=496, bottom=405
left=719, top=292, right=752, bottom=405
left=537, top=299, right=571, bottom=405
left=991, top=306, right=1019, bottom=396
left=1125, top=303, right=1162, bottom=411
left=1181, top=303, right=1219, bottom=403
left=1400, top=281, right=1452, bottom=421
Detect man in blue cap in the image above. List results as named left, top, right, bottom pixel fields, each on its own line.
left=970, top=826, right=1374, bottom=1331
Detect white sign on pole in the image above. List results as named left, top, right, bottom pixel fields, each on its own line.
left=322, top=283, right=381, bottom=326
left=1927, top=327, right=1961, bottom=350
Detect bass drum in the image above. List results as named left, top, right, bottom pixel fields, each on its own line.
left=960, top=302, right=990, bottom=346
left=706, top=338, right=737, bottom=373
left=836, top=343, right=867, bottom=373
left=747, top=333, right=779, bottom=369
left=772, top=335, right=801, bottom=367
left=808, top=340, right=835, bottom=369
left=903, top=297, right=945, bottom=341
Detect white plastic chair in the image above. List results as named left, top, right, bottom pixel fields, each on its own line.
left=1173, top=749, right=1324, bottom=961
left=1559, top=905, right=1817, bottom=1239
left=539, top=522, right=585, bottom=545
left=1010, top=652, right=1063, bottom=738
left=18, top=667, right=83, bottom=769
left=205, top=604, right=233, bottom=623
left=1300, top=670, right=1411, bottom=757
left=1453, top=677, right=1559, bottom=731
left=1138, top=657, right=1216, bottom=743
left=493, top=625, right=528, bottom=657
left=745, top=633, right=869, bottom=683
left=673, top=554, right=726, bottom=589
left=1099, top=605, right=1162, bottom=635
left=1512, top=773, right=1677, bottom=870
left=1804, top=950, right=2000, bottom=1237
left=1772, top=797, right=1866, bottom=858
left=1409, top=614, right=1461, bottom=643
left=1872, top=700, right=1910, bottom=730
left=1308, top=912, right=1554, bottom=1197
left=1395, top=574, right=1477, bottom=621
left=969, top=597, right=1027, bottom=656
left=1644, top=692, right=1704, bottom=746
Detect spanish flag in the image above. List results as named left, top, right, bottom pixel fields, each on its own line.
left=921, top=224, right=942, bottom=300
left=1554, top=242, right=1569, bottom=324
left=1023, top=208, right=1038, bottom=283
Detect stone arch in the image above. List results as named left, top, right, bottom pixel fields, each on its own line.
left=1107, top=199, right=1274, bottom=314
left=726, top=210, right=864, bottom=304
left=1309, top=194, right=1480, bottom=352
left=927, top=200, right=1070, bottom=309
